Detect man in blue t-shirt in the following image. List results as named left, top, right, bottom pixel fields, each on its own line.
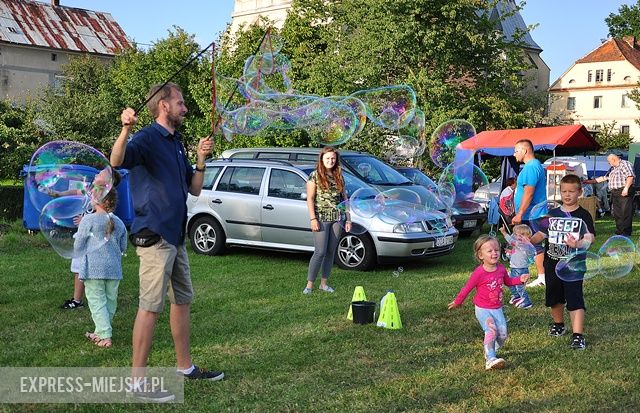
left=512, top=139, right=548, bottom=287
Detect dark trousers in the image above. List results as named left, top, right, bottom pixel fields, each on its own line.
left=610, top=188, right=634, bottom=236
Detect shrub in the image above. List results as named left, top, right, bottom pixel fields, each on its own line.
left=0, top=185, right=24, bottom=221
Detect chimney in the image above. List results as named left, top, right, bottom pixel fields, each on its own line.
left=51, top=0, right=59, bottom=6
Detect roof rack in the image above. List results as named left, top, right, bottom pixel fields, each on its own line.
left=204, top=158, right=295, bottom=166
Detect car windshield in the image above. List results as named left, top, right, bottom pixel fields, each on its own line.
left=397, top=168, right=437, bottom=191
left=300, top=167, right=370, bottom=197
left=342, top=155, right=412, bottom=185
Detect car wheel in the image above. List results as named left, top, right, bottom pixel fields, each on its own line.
left=189, top=216, right=225, bottom=255
left=336, top=232, right=376, bottom=271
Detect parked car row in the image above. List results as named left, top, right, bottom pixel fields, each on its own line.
left=186, top=156, right=459, bottom=271
left=221, top=148, right=487, bottom=236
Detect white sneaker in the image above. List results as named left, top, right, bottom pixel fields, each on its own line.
left=485, top=358, right=506, bottom=370
left=527, top=277, right=545, bottom=288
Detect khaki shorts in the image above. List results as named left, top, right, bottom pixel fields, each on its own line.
left=136, top=238, right=193, bottom=313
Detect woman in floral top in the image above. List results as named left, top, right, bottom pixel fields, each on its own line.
left=303, top=147, right=352, bottom=294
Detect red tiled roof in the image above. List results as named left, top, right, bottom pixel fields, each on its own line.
left=0, top=0, right=130, bottom=55
left=576, top=37, right=640, bottom=72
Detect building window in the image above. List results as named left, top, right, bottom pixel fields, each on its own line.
left=587, top=70, right=593, bottom=82
left=568, top=79, right=576, bottom=84
left=593, top=96, right=603, bottom=108
left=622, top=94, right=632, bottom=108
left=8, top=27, right=17, bottom=33
left=567, top=97, right=576, bottom=110
left=624, top=75, right=632, bottom=83
left=595, top=69, right=604, bottom=82
left=607, top=69, right=612, bottom=81
left=621, top=125, right=630, bottom=134
left=51, top=53, right=57, bottom=62
left=52, top=75, right=68, bottom=94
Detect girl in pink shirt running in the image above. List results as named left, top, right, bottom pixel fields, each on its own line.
left=448, top=235, right=529, bottom=370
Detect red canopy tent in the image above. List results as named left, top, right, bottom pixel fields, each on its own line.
left=459, top=124, right=599, bottom=156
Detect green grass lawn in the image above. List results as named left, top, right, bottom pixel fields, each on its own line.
left=1, top=218, right=639, bottom=412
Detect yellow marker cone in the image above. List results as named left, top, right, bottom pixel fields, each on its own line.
left=347, top=286, right=367, bottom=320
left=376, top=291, right=402, bottom=329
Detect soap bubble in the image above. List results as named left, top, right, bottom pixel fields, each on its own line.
left=598, top=235, right=636, bottom=280
left=351, top=85, right=417, bottom=130
left=528, top=201, right=555, bottom=234
left=38, top=196, right=107, bottom=259
left=26, top=141, right=113, bottom=214
left=555, top=251, right=601, bottom=282
left=429, top=119, right=476, bottom=168
left=348, top=187, right=385, bottom=219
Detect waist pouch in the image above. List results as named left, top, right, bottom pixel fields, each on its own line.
left=129, top=228, right=161, bottom=247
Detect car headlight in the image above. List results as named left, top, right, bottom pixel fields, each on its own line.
left=446, top=217, right=453, bottom=227
left=393, top=222, right=426, bottom=233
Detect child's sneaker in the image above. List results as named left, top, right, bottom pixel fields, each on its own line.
left=517, top=301, right=533, bottom=309
left=60, top=299, right=84, bottom=309
left=302, top=287, right=313, bottom=295
left=570, top=335, right=586, bottom=350
left=485, top=358, right=506, bottom=370
left=508, top=296, right=520, bottom=305
left=548, top=324, right=567, bottom=337
left=512, top=297, right=525, bottom=307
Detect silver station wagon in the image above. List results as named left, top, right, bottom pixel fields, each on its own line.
left=186, top=159, right=458, bottom=271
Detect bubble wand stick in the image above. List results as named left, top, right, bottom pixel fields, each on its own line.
left=133, top=41, right=216, bottom=116
left=210, top=27, right=273, bottom=144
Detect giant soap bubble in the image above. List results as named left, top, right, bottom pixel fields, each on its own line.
left=28, top=141, right=114, bottom=259
left=27, top=141, right=113, bottom=214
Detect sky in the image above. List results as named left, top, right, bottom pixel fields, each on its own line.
left=60, top=0, right=633, bottom=84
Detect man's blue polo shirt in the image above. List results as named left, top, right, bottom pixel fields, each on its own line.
left=121, top=122, right=193, bottom=246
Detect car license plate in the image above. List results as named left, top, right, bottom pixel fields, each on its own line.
left=463, top=220, right=477, bottom=229
left=435, top=235, right=454, bottom=247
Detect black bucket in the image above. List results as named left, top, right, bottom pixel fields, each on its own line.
left=351, top=301, right=376, bottom=324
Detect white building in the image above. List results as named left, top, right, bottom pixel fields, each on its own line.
left=230, top=0, right=292, bottom=34
left=0, top=0, right=130, bottom=103
left=548, top=36, right=640, bottom=141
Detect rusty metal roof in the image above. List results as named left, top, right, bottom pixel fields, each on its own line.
left=0, top=0, right=130, bottom=55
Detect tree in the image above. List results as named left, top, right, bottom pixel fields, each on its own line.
left=606, top=1, right=640, bottom=39
left=215, top=0, right=545, bottom=168
left=39, top=54, right=122, bottom=156
left=0, top=101, right=47, bottom=179
left=38, top=28, right=208, bottom=159
left=282, top=0, right=540, bottom=127
left=592, top=121, right=633, bottom=151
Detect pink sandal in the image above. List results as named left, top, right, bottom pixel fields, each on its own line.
left=94, top=338, right=112, bottom=348
left=84, top=332, right=100, bottom=343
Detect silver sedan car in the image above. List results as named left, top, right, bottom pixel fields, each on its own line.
left=186, top=159, right=458, bottom=271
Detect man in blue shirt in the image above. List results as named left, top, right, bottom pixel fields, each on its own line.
left=512, top=139, right=548, bottom=288
left=111, top=83, right=221, bottom=402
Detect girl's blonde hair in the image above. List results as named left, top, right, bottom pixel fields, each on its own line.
left=512, top=224, right=532, bottom=237
left=99, top=189, right=118, bottom=236
left=473, top=234, right=499, bottom=264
